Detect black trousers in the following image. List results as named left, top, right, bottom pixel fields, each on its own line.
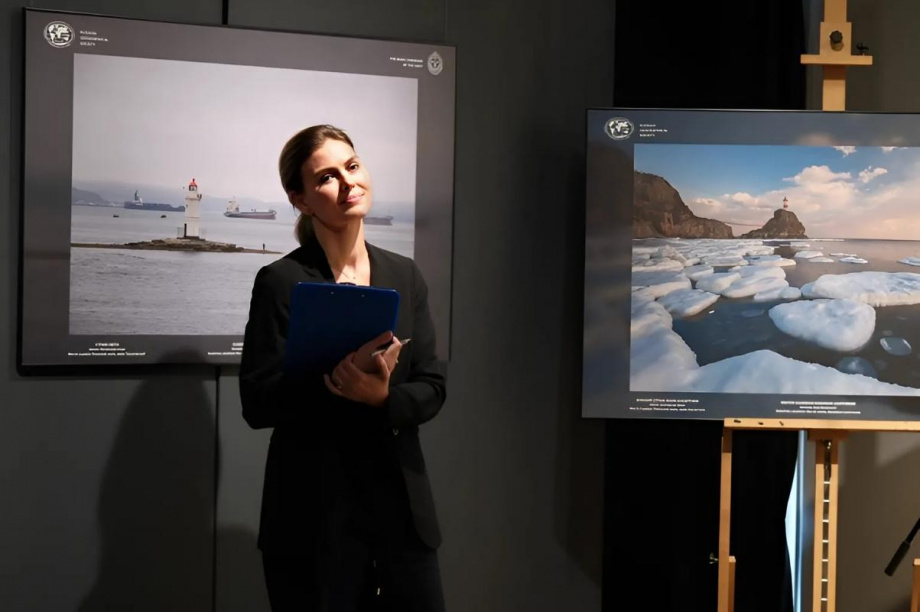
left=262, top=529, right=445, bottom=612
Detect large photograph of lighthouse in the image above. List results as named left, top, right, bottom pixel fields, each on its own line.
left=20, top=9, right=455, bottom=368
left=583, top=108, right=920, bottom=421
left=68, top=53, right=418, bottom=336
left=628, top=143, right=920, bottom=399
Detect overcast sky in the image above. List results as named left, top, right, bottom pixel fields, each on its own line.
left=635, top=144, right=920, bottom=240
left=72, top=54, right=418, bottom=205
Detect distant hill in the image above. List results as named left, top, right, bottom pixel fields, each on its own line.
left=741, top=209, right=808, bottom=239
left=633, top=171, right=733, bottom=238
left=71, top=187, right=108, bottom=205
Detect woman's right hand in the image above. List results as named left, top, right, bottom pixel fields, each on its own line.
left=351, top=331, right=404, bottom=374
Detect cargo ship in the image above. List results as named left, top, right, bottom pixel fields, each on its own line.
left=224, top=199, right=277, bottom=220
left=124, top=190, right=185, bottom=212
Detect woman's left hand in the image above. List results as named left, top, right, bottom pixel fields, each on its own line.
left=324, top=351, right=390, bottom=407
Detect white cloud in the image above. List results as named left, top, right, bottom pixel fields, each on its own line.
left=858, top=166, right=888, bottom=183
left=834, top=146, right=857, bottom=157
left=785, top=165, right=852, bottom=186
left=881, top=146, right=906, bottom=153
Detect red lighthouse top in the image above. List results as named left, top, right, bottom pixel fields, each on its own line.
left=189, top=178, right=198, bottom=191
left=783, top=196, right=789, bottom=210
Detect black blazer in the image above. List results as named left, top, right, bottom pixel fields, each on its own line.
left=239, top=237, right=446, bottom=551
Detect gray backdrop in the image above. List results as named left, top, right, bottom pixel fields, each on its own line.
left=1, top=0, right=612, bottom=610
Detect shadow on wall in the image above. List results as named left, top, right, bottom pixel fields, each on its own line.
left=836, top=430, right=920, bottom=612
left=77, top=354, right=217, bottom=612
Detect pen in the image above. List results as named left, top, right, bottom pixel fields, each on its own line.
left=371, top=338, right=411, bottom=357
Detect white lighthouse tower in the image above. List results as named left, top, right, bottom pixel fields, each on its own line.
left=783, top=196, right=789, bottom=210
left=183, top=178, right=202, bottom=238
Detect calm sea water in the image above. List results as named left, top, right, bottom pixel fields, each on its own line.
left=651, top=239, right=920, bottom=390
left=70, top=206, right=415, bottom=335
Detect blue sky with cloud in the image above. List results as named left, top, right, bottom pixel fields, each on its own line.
left=634, top=144, right=919, bottom=239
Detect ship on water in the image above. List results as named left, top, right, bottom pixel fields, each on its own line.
left=223, top=199, right=277, bottom=220
left=124, top=190, right=185, bottom=213
left=364, top=215, right=393, bottom=226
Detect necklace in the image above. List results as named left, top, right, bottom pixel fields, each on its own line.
left=331, top=265, right=357, bottom=282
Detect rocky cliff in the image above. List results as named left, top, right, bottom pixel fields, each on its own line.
left=741, top=209, right=808, bottom=239
left=633, top=171, right=734, bottom=238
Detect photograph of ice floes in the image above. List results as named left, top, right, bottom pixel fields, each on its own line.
left=629, top=143, right=920, bottom=398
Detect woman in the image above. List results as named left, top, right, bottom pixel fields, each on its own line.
left=239, top=125, right=447, bottom=611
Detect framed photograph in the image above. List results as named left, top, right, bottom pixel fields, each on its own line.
left=584, top=108, right=920, bottom=421
left=20, top=9, right=455, bottom=369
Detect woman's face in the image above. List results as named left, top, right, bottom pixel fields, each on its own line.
left=290, top=138, right=372, bottom=229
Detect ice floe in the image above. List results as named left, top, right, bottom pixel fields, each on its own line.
left=808, top=257, right=836, bottom=263
left=831, top=253, right=857, bottom=257
left=696, top=272, right=741, bottom=293
left=801, top=271, right=920, bottom=306
left=899, top=257, right=920, bottom=267
left=684, top=350, right=920, bottom=395
left=633, top=258, right=686, bottom=272
left=769, top=299, right=876, bottom=351
left=794, top=251, right=825, bottom=259
left=840, top=257, right=869, bottom=264
left=753, top=286, right=802, bottom=302
left=684, top=264, right=715, bottom=281
left=658, top=289, right=720, bottom=317
left=880, top=337, right=912, bottom=356
left=747, top=255, right=797, bottom=267
left=835, top=357, right=878, bottom=378
left=703, top=255, right=749, bottom=267
left=629, top=293, right=920, bottom=395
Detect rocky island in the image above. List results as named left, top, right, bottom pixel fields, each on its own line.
left=72, top=237, right=281, bottom=254
left=741, top=208, right=808, bottom=239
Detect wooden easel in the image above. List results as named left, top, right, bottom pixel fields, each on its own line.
left=715, top=1, right=920, bottom=610
left=717, top=419, right=920, bottom=612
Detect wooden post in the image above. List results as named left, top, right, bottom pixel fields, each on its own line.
left=808, top=431, right=846, bottom=612
left=912, top=559, right=920, bottom=612
left=717, top=428, right=734, bottom=612
left=716, top=420, right=920, bottom=612
left=800, top=0, right=872, bottom=111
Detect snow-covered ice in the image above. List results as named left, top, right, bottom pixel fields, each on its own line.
left=769, top=299, right=876, bottom=351
left=658, top=289, right=720, bottom=317
left=696, top=272, right=741, bottom=293
left=899, top=257, right=920, bottom=267
left=801, top=272, right=920, bottom=306
left=808, top=257, right=836, bottom=263
left=684, top=264, right=715, bottom=281
left=683, top=350, right=920, bottom=395
left=794, top=251, right=825, bottom=259
left=747, top=255, right=797, bottom=267
left=753, top=286, right=802, bottom=302
left=703, top=255, right=749, bottom=267
left=840, top=257, right=869, bottom=264
left=633, top=258, right=685, bottom=272
left=831, top=253, right=857, bottom=257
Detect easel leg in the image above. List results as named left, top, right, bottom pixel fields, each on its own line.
left=718, top=429, right=733, bottom=612
left=811, top=436, right=841, bottom=612
left=912, top=559, right=920, bottom=612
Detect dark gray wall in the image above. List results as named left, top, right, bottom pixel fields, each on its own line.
left=2, top=1, right=613, bottom=611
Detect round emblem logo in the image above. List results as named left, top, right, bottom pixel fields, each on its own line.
left=44, top=21, right=75, bottom=48
left=427, top=52, right=444, bottom=76
left=604, top=117, right=634, bottom=140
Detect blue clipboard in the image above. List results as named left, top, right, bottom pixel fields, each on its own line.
left=283, top=282, right=400, bottom=374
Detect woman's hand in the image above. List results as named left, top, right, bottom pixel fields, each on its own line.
left=324, top=351, right=391, bottom=407
left=352, top=331, right=406, bottom=374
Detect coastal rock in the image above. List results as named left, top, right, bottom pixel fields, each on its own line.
left=633, top=171, right=734, bottom=239
left=741, top=209, right=808, bottom=239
